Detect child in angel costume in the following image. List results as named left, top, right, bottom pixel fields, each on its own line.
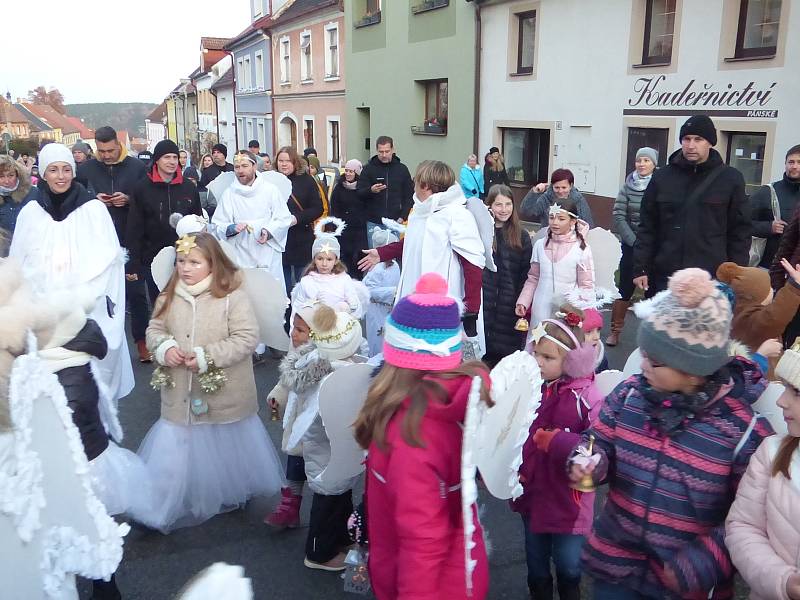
left=291, top=216, right=369, bottom=325
left=138, top=232, right=284, bottom=533
left=0, top=258, right=130, bottom=600
left=263, top=300, right=318, bottom=529
left=353, top=273, right=492, bottom=600
left=210, top=150, right=294, bottom=295
left=362, top=228, right=401, bottom=357
left=359, top=161, right=493, bottom=355
left=516, top=198, right=595, bottom=327
left=281, top=304, right=365, bottom=571
left=513, top=305, right=602, bottom=600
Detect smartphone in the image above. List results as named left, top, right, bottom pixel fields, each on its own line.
left=375, top=177, right=385, bottom=184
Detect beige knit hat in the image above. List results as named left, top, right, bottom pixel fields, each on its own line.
left=309, top=305, right=363, bottom=361
left=776, top=338, right=800, bottom=389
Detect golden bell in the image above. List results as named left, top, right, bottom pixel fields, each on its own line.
left=572, top=434, right=596, bottom=493
left=514, top=317, right=530, bottom=332
left=270, top=405, right=280, bottom=421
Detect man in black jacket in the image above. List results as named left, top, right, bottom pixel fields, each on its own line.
left=751, top=144, right=800, bottom=268
left=198, top=143, right=234, bottom=189
left=633, top=115, right=750, bottom=295
left=126, top=139, right=202, bottom=359
left=356, top=135, right=414, bottom=243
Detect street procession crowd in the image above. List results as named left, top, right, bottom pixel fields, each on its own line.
left=3, top=111, right=800, bottom=600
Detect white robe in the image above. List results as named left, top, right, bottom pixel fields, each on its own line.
left=8, top=200, right=134, bottom=405
left=363, top=261, right=400, bottom=356
left=211, top=175, right=293, bottom=294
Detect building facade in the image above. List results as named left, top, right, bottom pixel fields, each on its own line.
left=212, top=69, right=237, bottom=156
left=345, top=0, right=477, bottom=173
left=271, top=0, right=345, bottom=166
left=477, top=0, right=800, bottom=226
left=228, top=19, right=274, bottom=156
left=145, top=103, right=167, bottom=150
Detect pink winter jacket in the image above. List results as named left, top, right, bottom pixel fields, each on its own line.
left=726, top=435, right=800, bottom=600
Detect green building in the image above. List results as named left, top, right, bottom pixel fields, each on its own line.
left=345, top=0, right=478, bottom=175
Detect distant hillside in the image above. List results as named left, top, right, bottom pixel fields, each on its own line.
left=66, top=103, right=158, bottom=137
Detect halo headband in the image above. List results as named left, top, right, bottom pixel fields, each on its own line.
left=529, top=319, right=581, bottom=353
left=175, top=234, right=198, bottom=255
left=234, top=153, right=257, bottom=165
left=549, top=203, right=578, bottom=219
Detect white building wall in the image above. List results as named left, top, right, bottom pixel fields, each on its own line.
left=145, top=120, right=166, bottom=150
left=216, top=86, right=236, bottom=156
left=479, top=0, right=800, bottom=201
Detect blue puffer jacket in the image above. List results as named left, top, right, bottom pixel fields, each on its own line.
left=0, top=157, right=38, bottom=253
left=459, top=164, right=484, bottom=198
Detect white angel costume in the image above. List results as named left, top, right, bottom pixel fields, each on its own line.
left=211, top=173, right=294, bottom=294
left=363, top=261, right=400, bottom=356
left=9, top=200, right=134, bottom=405
left=0, top=343, right=128, bottom=600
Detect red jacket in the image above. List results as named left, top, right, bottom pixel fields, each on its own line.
left=365, top=373, right=490, bottom=600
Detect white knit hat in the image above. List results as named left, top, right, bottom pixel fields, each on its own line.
left=309, top=305, right=363, bottom=361
left=372, top=228, right=398, bottom=248
left=312, top=217, right=346, bottom=259
left=38, top=143, right=76, bottom=177
left=776, top=339, right=800, bottom=389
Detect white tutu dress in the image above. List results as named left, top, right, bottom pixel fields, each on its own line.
left=136, top=414, right=284, bottom=533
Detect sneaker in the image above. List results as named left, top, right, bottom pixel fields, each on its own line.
left=304, top=552, right=347, bottom=572
left=264, top=487, right=301, bottom=529
left=136, top=339, right=152, bottom=363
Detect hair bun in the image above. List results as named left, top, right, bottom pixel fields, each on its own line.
left=715, top=262, right=739, bottom=284
left=415, top=273, right=448, bottom=295
left=668, top=268, right=714, bottom=308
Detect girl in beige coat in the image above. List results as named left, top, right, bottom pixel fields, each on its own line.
left=727, top=342, right=800, bottom=600
left=138, top=232, right=284, bottom=533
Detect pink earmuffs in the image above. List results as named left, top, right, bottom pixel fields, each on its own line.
left=538, top=318, right=597, bottom=379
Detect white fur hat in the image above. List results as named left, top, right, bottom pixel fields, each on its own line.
left=372, top=228, right=398, bottom=248
left=38, top=143, right=76, bottom=177
left=170, top=213, right=208, bottom=237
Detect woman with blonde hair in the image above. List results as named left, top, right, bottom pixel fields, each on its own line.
left=460, top=153, right=484, bottom=199
left=484, top=146, right=510, bottom=192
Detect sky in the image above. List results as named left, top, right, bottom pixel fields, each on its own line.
left=2, top=0, right=251, bottom=105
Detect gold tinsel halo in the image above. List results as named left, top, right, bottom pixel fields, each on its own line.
left=310, top=317, right=358, bottom=343
left=175, top=234, right=198, bottom=255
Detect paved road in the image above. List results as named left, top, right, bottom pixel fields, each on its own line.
left=75, top=314, right=697, bottom=600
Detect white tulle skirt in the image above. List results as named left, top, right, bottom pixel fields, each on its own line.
left=135, top=414, right=285, bottom=533
left=90, top=441, right=153, bottom=518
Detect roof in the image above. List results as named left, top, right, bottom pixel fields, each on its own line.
left=63, top=115, right=94, bottom=139
left=225, top=15, right=273, bottom=50
left=201, top=37, right=232, bottom=51
left=13, top=103, right=52, bottom=132
left=19, top=102, right=79, bottom=134
left=0, top=97, right=33, bottom=125
left=270, top=0, right=339, bottom=27
left=211, top=68, right=235, bottom=91
left=146, top=102, right=167, bottom=122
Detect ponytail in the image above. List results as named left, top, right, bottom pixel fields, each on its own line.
left=772, top=436, right=800, bottom=479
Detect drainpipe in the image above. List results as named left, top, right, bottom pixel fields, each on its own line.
left=472, top=2, right=482, bottom=154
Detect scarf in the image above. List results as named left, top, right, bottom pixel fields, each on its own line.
left=639, top=365, right=730, bottom=436
left=177, top=275, right=213, bottom=298
left=0, top=181, right=19, bottom=196
left=628, top=171, right=652, bottom=192
left=342, top=179, right=357, bottom=190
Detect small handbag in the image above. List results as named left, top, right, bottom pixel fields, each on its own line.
left=749, top=184, right=780, bottom=267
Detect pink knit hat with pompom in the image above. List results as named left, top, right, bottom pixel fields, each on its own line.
left=581, top=308, right=603, bottom=332
left=636, top=268, right=732, bottom=376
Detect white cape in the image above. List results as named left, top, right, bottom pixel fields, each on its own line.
left=8, top=200, right=134, bottom=405
left=211, top=174, right=293, bottom=295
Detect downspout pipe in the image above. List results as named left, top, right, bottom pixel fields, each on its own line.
left=472, top=1, right=482, bottom=154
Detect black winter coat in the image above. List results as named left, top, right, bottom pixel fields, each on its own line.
left=484, top=167, right=510, bottom=193
left=482, top=226, right=533, bottom=365
left=37, top=181, right=92, bottom=222
left=126, top=169, right=203, bottom=274
left=633, top=148, right=750, bottom=292
left=57, top=319, right=109, bottom=461
left=198, top=162, right=234, bottom=189
left=284, top=172, right=324, bottom=266
left=751, top=174, right=800, bottom=268
left=356, top=155, right=414, bottom=223
left=77, top=155, right=147, bottom=244
left=330, top=181, right=368, bottom=276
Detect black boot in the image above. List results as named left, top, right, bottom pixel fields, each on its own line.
left=91, top=574, right=122, bottom=600
left=556, top=577, right=581, bottom=600
left=529, top=577, right=553, bottom=600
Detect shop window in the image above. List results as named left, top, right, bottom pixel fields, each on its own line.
left=625, top=127, right=669, bottom=173
left=735, top=0, right=781, bottom=58
left=516, top=11, right=536, bottom=74
left=304, top=119, right=315, bottom=150
left=642, top=0, right=676, bottom=64
left=726, top=132, right=766, bottom=196
left=502, top=128, right=550, bottom=185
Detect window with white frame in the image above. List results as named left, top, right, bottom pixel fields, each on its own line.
left=304, top=118, right=315, bottom=149
left=255, top=51, right=264, bottom=89
left=280, top=37, right=290, bottom=83
left=243, top=56, right=252, bottom=89
left=325, top=25, right=339, bottom=78
left=300, top=32, right=312, bottom=81
left=258, top=121, right=266, bottom=148
left=237, top=59, right=244, bottom=91
left=327, top=118, right=341, bottom=164
left=237, top=118, right=245, bottom=147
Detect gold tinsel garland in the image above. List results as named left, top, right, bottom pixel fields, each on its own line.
left=150, top=365, right=175, bottom=390
left=197, top=357, right=228, bottom=394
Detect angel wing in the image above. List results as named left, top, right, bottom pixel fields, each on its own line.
left=586, top=228, right=622, bottom=306
left=465, top=196, right=497, bottom=272
left=622, top=347, right=643, bottom=378
left=753, top=381, right=787, bottom=435
left=594, top=369, right=625, bottom=397
left=207, top=171, right=237, bottom=205
left=258, top=171, right=293, bottom=201
left=151, top=246, right=177, bottom=292
left=241, top=268, right=291, bottom=351
left=315, top=364, right=372, bottom=487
